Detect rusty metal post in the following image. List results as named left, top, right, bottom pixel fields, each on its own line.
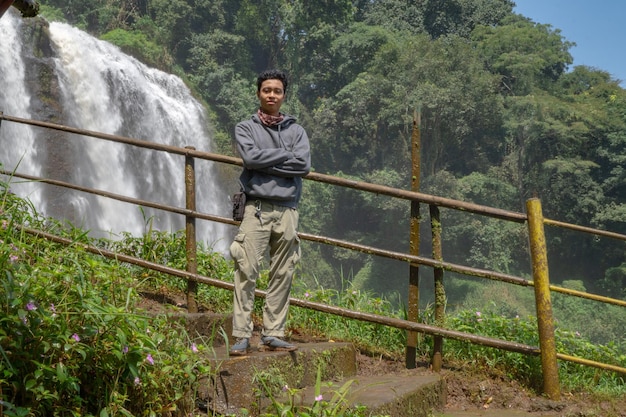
left=430, top=204, right=444, bottom=372
left=406, top=110, right=421, bottom=369
left=526, top=198, right=560, bottom=400
left=185, top=146, right=198, bottom=313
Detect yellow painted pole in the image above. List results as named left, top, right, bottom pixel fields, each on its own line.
left=526, top=198, right=560, bottom=400
left=185, top=146, right=198, bottom=313
left=406, top=110, right=421, bottom=369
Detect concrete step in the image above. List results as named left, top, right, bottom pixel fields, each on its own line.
left=197, top=341, right=446, bottom=417
left=436, top=411, right=562, bottom=417
left=165, top=311, right=447, bottom=416
left=200, top=340, right=358, bottom=416
left=298, top=373, right=446, bottom=417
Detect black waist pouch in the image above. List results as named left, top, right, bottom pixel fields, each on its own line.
left=232, top=192, right=247, bottom=221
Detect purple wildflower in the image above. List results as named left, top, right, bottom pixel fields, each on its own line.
left=146, top=354, right=154, bottom=365
left=26, top=301, right=37, bottom=311
left=71, top=333, right=80, bottom=342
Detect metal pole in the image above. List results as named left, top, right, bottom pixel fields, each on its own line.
left=406, top=110, right=421, bottom=369
left=526, top=198, right=560, bottom=400
left=430, top=204, right=444, bottom=372
left=185, top=146, right=198, bottom=313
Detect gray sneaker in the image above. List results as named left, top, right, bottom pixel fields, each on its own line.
left=260, top=336, right=297, bottom=352
left=229, top=338, right=250, bottom=356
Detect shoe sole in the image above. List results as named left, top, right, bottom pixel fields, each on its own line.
left=259, top=344, right=298, bottom=352
left=229, top=348, right=249, bottom=356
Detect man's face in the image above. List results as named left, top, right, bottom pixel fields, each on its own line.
left=257, top=79, right=285, bottom=116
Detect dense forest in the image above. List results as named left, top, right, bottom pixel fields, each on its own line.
left=36, top=0, right=626, bottom=310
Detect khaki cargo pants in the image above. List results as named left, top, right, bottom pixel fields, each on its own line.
left=229, top=199, right=301, bottom=339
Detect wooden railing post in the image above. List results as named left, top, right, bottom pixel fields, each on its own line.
left=185, top=146, right=198, bottom=313
left=406, top=110, right=421, bottom=369
left=526, top=198, right=560, bottom=400
left=430, top=204, right=444, bottom=372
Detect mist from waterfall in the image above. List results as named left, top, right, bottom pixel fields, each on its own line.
left=0, top=10, right=41, bottom=206
left=0, top=10, right=231, bottom=253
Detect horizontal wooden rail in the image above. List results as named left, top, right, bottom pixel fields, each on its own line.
left=1, top=169, right=238, bottom=227
left=4, top=113, right=625, bottom=241
left=4, top=168, right=626, bottom=309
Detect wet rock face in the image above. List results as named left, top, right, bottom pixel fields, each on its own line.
left=13, top=0, right=39, bottom=18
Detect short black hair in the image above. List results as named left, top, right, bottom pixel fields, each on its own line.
left=257, top=69, right=289, bottom=94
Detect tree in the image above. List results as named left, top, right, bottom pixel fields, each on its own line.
left=381, top=34, right=504, bottom=178
left=472, top=15, right=574, bottom=95
left=234, top=0, right=287, bottom=71
left=358, top=0, right=426, bottom=34
left=146, top=0, right=192, bottom=61
left=423, top=0, right=514, bottom=38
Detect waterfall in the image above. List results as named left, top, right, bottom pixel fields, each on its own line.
left=0, top=10, right=232, bottom=253
left=0, top=10, right=41, bottom=206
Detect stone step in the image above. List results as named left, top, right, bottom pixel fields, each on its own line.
left=163, top=311, right=447, bottom=416
left=200, top=341, right=358, bottom=416
left=298, top=373, right=446, bottom=417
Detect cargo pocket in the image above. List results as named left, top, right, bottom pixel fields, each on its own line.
left=292, top=236, right=301, bottom=265
left=230, top=232, right=246, bottom=265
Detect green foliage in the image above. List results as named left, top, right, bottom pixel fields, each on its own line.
left=37, top=4, right=66, bottom=22
left=552, top=280, right=626, bottom=345
left=0, top=180, right=216, bottom=416
left=40, top=0, right=140, bottom=33
left=102, top=229, right=234, bottom=313
left=600, top=263, right=626, bottom=298
left=449, top=280, right=626, bottom=347
left=290, top=281, right=411, bottom=359
left=253, top=365, right=375, bottom=417
left=472, top=15, right=574, bottom=94
left=101, top=28, right=174, bottom=70
left=446, top=308, right=626, bottom=393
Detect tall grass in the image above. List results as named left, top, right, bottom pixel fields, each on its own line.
left=288, top=282, right=626, bottom=396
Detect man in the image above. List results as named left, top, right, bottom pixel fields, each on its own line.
left=229, top=69, right=311, bottom=356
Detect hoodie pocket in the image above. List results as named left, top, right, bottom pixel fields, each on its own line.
left=247, top=173, right=297, bottom=200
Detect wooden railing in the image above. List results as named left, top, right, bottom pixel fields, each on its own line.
left=2, top=112, right=625, bottom=400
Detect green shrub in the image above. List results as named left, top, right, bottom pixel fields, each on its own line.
left=0, top=180, right=213, bottom=416
left=445, top=309, right=626, bottom=393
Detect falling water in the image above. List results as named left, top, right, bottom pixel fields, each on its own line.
left=0, top=10, right=41, bottom=206
left=0, top=10, right=231, bottom=252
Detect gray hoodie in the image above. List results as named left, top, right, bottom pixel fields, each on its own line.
left=235, top=113, right=311, bottom=208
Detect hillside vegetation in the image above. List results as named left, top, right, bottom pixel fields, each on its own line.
left=34, top=1, right=626, bottom=309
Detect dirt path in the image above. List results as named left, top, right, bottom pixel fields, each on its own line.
left=353, top=353, right=625, bottom=417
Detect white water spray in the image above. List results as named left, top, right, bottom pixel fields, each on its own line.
left=0, top=10, right=41, bottom=207
left=0, top=12, right=231, bottom=252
